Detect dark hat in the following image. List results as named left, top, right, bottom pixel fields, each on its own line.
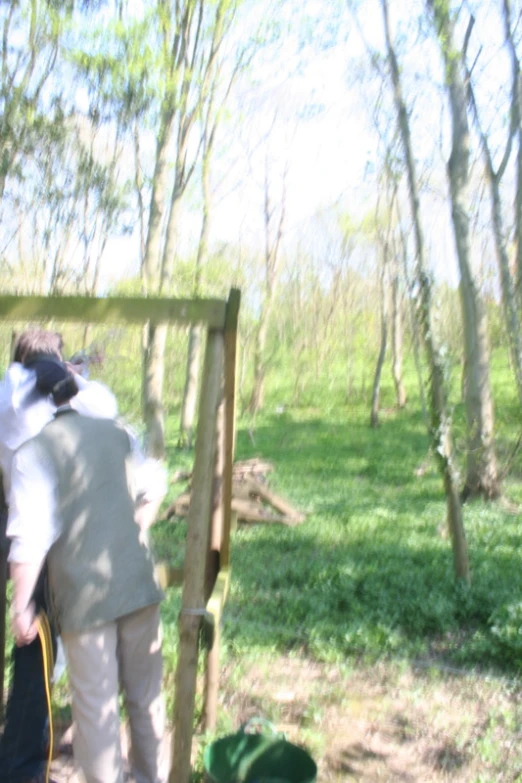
left=24, top=355, right=78, bottom=406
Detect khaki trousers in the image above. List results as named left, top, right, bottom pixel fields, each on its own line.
left=62, top=603, right=167, bottom=783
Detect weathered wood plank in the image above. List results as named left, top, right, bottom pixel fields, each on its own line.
left=204, top=388, right=225, bottom=732
left=170, top=329, right=224, bottom=783
left=0, top=295, right=227, bottom=328
left=221, top=289, right=240, bottom=569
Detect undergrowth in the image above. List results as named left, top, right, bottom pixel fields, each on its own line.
left=152, top=350, right=522, bottom=695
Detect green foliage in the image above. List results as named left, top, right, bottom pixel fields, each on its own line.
left=490, top=602, right=522, bottom=668
left=146, top=346, right=522, bottom=682
left=68, top=13, right=161, bottom=124
left=3, top=319, right=521, bottom=714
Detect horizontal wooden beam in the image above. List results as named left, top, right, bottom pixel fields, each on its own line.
left=0, top=295, right=228, bottom=328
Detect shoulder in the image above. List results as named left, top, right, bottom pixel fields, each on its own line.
left=13, top=430, right=52, bottom=472
left=0, top=363, right=35, bottom=409
left=71, top=377, right=118, bottom=420
left=76, top=414, right=132, bottom=449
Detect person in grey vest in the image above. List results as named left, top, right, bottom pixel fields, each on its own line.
left=0, top=329, right=118, bottom=783
left=7, top=362, right=168, bottom=783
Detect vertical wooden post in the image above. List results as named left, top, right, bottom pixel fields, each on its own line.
left=203, top=288, right=240, bottom=732
left=169, top=329, right=224, bottom=783
left=203, top=619, right=220, bottom=732
left=203, top=391, right=225, bottom=732
left=204, top=388, right=225, bottom=601
left=221, top=289, right=240, bottom=570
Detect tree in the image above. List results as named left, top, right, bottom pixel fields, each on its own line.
left=179, top=39, right=246, bottom=448
left=502, top=0, right=522, bottom=304
left=370, top=236, right=389, bottom=428
left=466, top=2, right=522, bottom=410
left=249, top=153, right=288, bottom=414
left=427, top=0, right=500, bottom=501
left=379, top=0, right=469, bottom=581
left=0, top=0, right=69, bottom=202
left=142, top=0, right=240, bottom=457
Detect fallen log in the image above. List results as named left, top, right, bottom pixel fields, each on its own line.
left=161, top=457, right=304, bottom=527
left=242, top=477, right=305, bottom=523
left=231, top=498, right=299, bottom=526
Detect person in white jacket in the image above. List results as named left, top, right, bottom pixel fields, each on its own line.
left=0, top=329, right=118, bottom=783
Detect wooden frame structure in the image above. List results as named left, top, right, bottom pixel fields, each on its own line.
left=0, top=289, right=240, bottom=783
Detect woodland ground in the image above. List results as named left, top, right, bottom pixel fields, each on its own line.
left=152, top=350, right=522, bottom=782
left=7, top=347, right=522, bottom=782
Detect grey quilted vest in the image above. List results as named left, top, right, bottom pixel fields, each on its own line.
left=24, top=411, right=163, bottom=633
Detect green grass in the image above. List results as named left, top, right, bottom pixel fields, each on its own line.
left=154, top=350, right=522, bottom=681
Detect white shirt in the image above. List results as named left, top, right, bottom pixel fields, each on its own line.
left=7, top=418, right=167, bottom=564
left=0, top=363, right=118, bottom=497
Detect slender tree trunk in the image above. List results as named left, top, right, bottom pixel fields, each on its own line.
left=143, top=322, right=168, bottom=458
left=475, top=121, right=522, bottom=407
left=140, top=0, right=236, bottom=457
left=398, top=209, right=427, bottom=423
left=428, top=3, right=499, bottom=500
left=502, top=0, right=522, bottom=376
left=505, top=0, right=522, bottom=301
left=141, top=107, right=176, bottom=457
left=142, top=163, right=186, bottom=458
left=134, top=117, right=147, bottom=269
left=250, top=312, right=269, bottom=413
left=142, top=107, right=175, bottom=295
left=391, top=262, right=407, bottom=408
left=179, top=326, right=203, bottom=448
left=381, top=0, right=469, bottom=581
left=179, top=118, right=212, bottom=447
left=370, top=251, right=388, bottom=428
left=248, top=159, right=287, bottom=415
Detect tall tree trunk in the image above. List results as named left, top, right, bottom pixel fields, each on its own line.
left=391, top=259, right=407, bottom=408
left=142, top=107, right=176, bottom=295
left=179, top=107, right=213, bottom=447
left=501, top=0, right=522, bottom=395
left=141, top=0, right=238, bottom=455
left=250, top=313, right=269, bottom=413
left=370, top=247, right=388, bottom=428
left=142, top=162, right=186, bottom=458
left=141, top=107, right=176, bottom=458
left=398, top=208, right=427, bottom=423
left=248, top=158, right=287, bottom=415
left=469, top=77, right=522, bottom=408
left=428, top=3, right=499, bottom=500
left=380, top=0, right=469, bottom=581
left=143, top=322, right=168, bottom=457
left=179, top=326, right=203, bottom=448
left=134, top=117, right=147, bottom=270
left=504, top=0, right=522, bottom=302
left=178, top=44, right=243, bottom=442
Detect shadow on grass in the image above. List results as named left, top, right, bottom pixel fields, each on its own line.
left=154, top=406, right=522, bottom=675
left=215, top=410, right=522, bottom=673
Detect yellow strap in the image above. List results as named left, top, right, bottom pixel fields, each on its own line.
left=35, top=611, right=54, bottom=783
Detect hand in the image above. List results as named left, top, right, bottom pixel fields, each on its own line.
left=11, top=603, right=38, bottom=646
